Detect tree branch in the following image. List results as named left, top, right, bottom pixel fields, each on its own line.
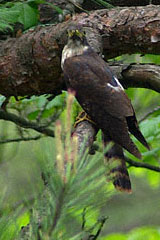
left=139, top=105, right=160, bottom=123
left=0, top=135, right=41, bottom=144
left=0, top=110, right=54, bottom=137
left=0, top=5, right=160, bottom=96
left=126, top=157, right=160, bottom=172
left=72, top=121, right=98, bottom=154
left=110, top=0, right=159, bottom=6
left=110, top=63, right=160, bottom=93
left=82, top=0, right=160, bottom=10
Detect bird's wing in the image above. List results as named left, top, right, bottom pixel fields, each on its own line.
left=63, top=52, right=144, bottom=158
left=63, top=52, right=134, bottom=119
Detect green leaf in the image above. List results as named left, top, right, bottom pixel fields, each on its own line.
left=36, top=95, right=47, bottom=108
left=47, top=94, right=66, bottom=109
left=112, top=53, right=160, bottom=65
left=41, top=108, right=55, bottom=118
left=0, top=210, right=30, bottom=240
left=140, top=54, right=160, bottom=64
left=27, top=110, right=39, bottom=120
left=0, top=7, right=20, bottom=31
left=27, top=0, right=45, bottom=10
left=0, top=9, right=19, bottom=22
left=0, top=96, right=6, bottom=107
left=0, top=22, right=12, bottom=31
left=103, top=227, right=160, bottom=240
left=12, top=2, right=39, bottom=29
left=140, top=116, right=160, bottom=139
left=128, top=227, right=160, bottom=240
left=27, top=0, right=45, bottom=4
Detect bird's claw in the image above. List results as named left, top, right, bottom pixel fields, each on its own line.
left=74, top=111, right=96, bottom=128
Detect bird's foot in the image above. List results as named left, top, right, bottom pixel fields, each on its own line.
left=74, top=111, right=96, bottom=128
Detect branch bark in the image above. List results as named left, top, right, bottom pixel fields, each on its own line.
left=0, top=5, right=160, bottom=96
left=110, top=0, right=160, bottom=6
left=72, top=121, right=98, bottom=154
left=110, top=63, right=160, bottom=92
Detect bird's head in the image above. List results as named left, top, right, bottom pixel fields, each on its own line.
left=61, top=27, right=90, bottom=69
left=66, top=28, right=88, bottom=47
left=68, top=29, right=85, bottom=40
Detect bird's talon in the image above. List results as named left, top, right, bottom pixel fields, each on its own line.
left=74, top=111, right=96, bottom=128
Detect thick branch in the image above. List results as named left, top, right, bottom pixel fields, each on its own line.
left=0, top=5, right=160, bottom=96
left=110, top=0, right=160, bottom=6
left=73, top=121, right=98, bottom=154
left=110, top=63, right=160, bottom=92
left=83, top=0, right=160, bottom=9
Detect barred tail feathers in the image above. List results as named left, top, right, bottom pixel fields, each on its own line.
left=104, top=143, right=132, bottom=193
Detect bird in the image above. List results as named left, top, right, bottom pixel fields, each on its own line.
left=61, top=27, right=150, bottom=192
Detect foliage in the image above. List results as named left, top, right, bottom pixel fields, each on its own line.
left=0, top=0, right=62, bottom=32
left=0, top=0, right=39, bottom=31
left=0, top=92, right=111, bottom=239
left=0, top=87, right=159, bottom=238
left=0, top=0, right=114, bottom=32
left=124, top=87, right=160, bottom=188
left=114, top=54, right=160, bottom=65
left=102, top=227, right=160, bottom=240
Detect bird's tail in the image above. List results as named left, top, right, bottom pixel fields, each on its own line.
left=103, top=141, right=132, bottom=193
left=126, top=116, right=150, bottom=150
left=104, top=116, right=142, bottom=159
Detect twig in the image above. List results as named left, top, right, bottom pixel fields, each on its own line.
left=139, top=106, right=160, bottom=123
left=82, top=207, right=87, bottom=230
left=0, top=109, right=54, bottom=137
left=0, top=135, right=41, bottom=144
left=126, top=158, right=160, bottom=172
left=89, top=217, right=108, bottom=240
left=81, top=206, right=107, bottom=240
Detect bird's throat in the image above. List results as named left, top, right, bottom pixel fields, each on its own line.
left=61, top=43, right=89, bottom=69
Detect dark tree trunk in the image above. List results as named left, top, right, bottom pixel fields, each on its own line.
left=0, top=5, right=160, bottom=97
